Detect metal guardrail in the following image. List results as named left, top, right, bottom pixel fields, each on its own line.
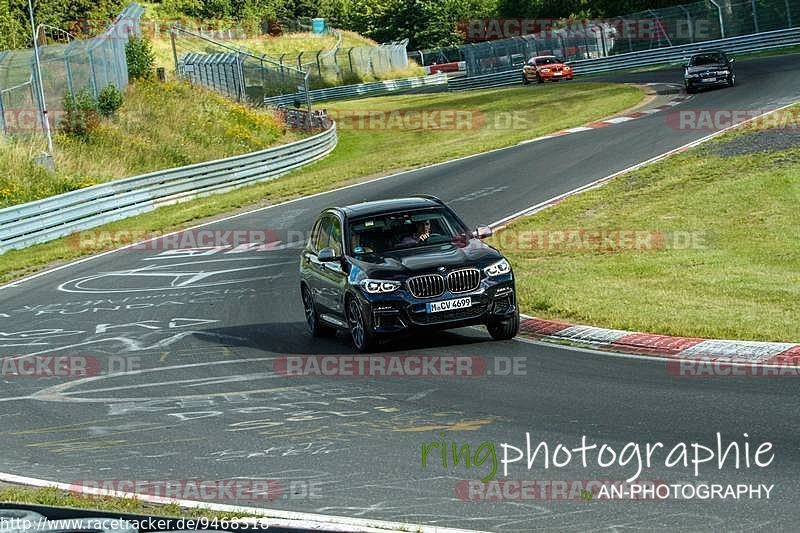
left=263, top=72, right=448, bottom=106
left=448, top=28, right=800, bottom=91
left=0, top=124, right=337, bottom=254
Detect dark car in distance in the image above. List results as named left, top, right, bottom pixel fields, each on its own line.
left=683, top=50, right=735, bottom=93
left=299, top=196, right=519, bottom=352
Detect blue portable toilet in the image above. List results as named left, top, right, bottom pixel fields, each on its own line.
left=312, top=18, right=325, bottom=34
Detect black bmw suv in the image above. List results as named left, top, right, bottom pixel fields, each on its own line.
left=299, top=196, right=519, bottom=351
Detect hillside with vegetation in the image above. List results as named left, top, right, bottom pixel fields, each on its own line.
left=1, top=0, right=714, bottom=51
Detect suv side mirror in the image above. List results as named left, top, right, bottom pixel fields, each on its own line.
left=728, top=57, right=735, bottom=64
left=474, top=225, right=493, bottom=239
left=318, top=247, right=339, bottom=261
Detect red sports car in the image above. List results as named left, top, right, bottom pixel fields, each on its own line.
left=522, top=55, right=573, bottom=84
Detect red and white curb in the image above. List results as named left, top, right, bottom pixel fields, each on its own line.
left=519, top=84, right=691, bottom=145
left=520, top=316, right=800, bottom=366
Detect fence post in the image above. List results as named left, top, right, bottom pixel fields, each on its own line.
left=260, top=54, right=266, bottom=94
left=87, top=48, right=99, bottom=97
left=787, top=0, right=793, bottom=27
left=0, top=92, right=6, bottom=135
left=64, top=48, right=74, bottom=96
left=303, top=70, right=312, bottom=130
left=709, top=0, right=726, bottom=38
left=751, top=0, right=760, bottom=33
left=675, top=6, right=693, bottom=43
left=347, top=47, right=354, bottom=75
left=316, top=50, right=322, bottom=79
left=170, top=27, right=180, bottom=77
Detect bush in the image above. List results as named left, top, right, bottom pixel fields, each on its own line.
left=125, top=38, right=155, bottom=80
left=62, top=89, right=100, bottom=137
left=98, top=84, right=124, bottom=117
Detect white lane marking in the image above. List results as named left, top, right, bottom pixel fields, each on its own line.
left=563, top=126, right=594, bottom=133
left=490, top=99, right=800, bottom=229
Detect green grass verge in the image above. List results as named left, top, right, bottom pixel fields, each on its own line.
left=493, top=106, right=800, bottom=342
left=0, top=82, right=643, bottom=284
left=0, top=81, right=300, bottom=208
left=0, top=486, right=256, bottom=520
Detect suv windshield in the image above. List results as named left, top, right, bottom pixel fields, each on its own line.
left=689, top=53, right=725, bottom=66
left=349, top=207, right=468, bottom=255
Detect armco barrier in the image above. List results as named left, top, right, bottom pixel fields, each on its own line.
left=448, top=28, right=800, bottom=91
left=0, top=124, right=337, bottom=254
left=263, top=72, right=448, bottom=106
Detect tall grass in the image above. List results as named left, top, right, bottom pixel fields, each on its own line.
left=0, top=80, right=299, bottom=208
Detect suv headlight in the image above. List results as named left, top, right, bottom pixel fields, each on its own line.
left=716, top=70, right=729, bottom=75
left=360, top=279, right=401, bottom=294
left=484, top=259, right=511, bottom=277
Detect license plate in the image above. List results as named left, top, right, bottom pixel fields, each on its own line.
left=701, top=78, right=715, bottom=82
left=426, top=297, right=472, bottom=313
left=553, top=72, right=562, bottom=76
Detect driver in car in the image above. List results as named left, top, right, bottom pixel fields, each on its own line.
left=400, top=220, right=431, bottom=245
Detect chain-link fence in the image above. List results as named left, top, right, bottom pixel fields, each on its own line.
left=170, top=23, right=412, bottom=114
left=170, top=25, right=310, bottom=108
left=269, top=37, right=411, bottom=86
left=0, top=4, right=143, bottom=137
left=412, top=0, right=798, bottom=77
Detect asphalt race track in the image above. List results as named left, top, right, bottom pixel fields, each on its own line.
left=1, top=55, right=799, bottom=531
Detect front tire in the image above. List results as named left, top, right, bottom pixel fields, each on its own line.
left=522, top=73, right=530, bottom=85
left=536, top=73, right=544, bottom=84
left=487, top=309, right=520, bottom=341
left=727, top=74, right=735, bottom=87
left=302, top=284, right=334, bottom=337
left=347, top=297, right=376, bottom=352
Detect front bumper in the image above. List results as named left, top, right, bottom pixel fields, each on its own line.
left=524, top=70, right=572, bottom=81
left=357, top=275, right=516, bottom=335
left=685, top=75, right=729, bottom=88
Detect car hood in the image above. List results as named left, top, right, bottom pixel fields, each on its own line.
left=686, top=64, right=727, bottom=74
left=353, top=239, right=503, bottom=279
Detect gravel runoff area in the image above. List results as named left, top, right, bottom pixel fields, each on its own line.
left=712, top=127, right=800, bottom=156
